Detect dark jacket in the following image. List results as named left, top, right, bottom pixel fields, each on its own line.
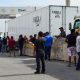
left=18, top=38, right=24, bottom=49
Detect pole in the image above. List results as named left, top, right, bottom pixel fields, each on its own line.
left=66, top=0, right=70, bottom=6
left=5, top=20, right=6, bottom=37
left=34, top=6, right=36, bottom=11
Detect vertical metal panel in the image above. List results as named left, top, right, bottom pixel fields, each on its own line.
left=49, top=5, right=51, bottom=33
left=66, top=0, right=70, bottom=6
left=62, top=6, right=66, bottom=32
left=50, top=6, right=63, bottom=35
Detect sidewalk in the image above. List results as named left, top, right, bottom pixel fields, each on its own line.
left=0, top=54, right=80, bottom=80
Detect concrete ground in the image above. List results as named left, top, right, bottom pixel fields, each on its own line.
left=0, top=53, right=80, bottom=80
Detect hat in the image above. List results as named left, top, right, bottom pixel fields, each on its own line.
left=59, top=27, right=63, bottom=29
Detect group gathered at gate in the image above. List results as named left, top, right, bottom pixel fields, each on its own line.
left=0, top=27, right=80, bottom=74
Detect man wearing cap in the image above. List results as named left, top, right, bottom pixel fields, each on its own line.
left=33, top=31, right=45, bottom=74
left=66, top=29, right=76, bottom=67
left=59, top=27, right=66, bottom=38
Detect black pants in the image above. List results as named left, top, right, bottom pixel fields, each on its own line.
left=76, top=52, right=80, bottom=70
left=0, top=45, right=2, bottom=52
left=19, top=48, right=23, bottom=56
left=36, top=53, right=45, bottom=72
left=45, top=46, right=51, bottom=60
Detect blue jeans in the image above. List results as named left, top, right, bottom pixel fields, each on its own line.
left=45, top=46, right=51, bottom=60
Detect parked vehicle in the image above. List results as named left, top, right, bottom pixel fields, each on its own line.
left=8, top=5, right=80, bottom=40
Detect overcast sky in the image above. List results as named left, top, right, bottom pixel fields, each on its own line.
left=0, top=0, right=79, bottom=7
left=0, top=0, right=64, bottom=6
left=0, top=0, right=80, bottom=34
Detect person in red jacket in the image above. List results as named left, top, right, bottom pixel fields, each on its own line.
left=8, top=36, right=15, bottom=56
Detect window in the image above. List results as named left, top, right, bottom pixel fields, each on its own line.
left=74, top=19, right=80, bottom=29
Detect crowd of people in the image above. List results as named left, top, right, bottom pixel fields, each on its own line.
left=0, top=31, right=53, bottom=74
left=0, top=27, right=80, bottom=74
left=59, top=27, right=80, bottom=71
left=0, top=35, right=26, bottom=56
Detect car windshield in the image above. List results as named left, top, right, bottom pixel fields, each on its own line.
left=74, top=20, right=80, bottom=29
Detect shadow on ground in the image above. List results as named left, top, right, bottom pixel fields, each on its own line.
left=21, top=58, right=80, bottom=80
left=0, top=53, right=80, bottom=80
left=0, top=53, right=30, bottom=59
left=0, top=73, right=34, bottom=78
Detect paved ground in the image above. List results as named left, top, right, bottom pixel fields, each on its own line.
left=0, top=53, right=80, bottom=80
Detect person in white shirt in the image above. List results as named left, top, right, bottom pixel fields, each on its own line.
left=76, top=32, right=80, bottom=70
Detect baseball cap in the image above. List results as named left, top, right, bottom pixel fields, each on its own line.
left=59, top=27, right=63, bottom=29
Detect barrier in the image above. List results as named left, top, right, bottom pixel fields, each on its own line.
left=51, top=37, right=78, bottom=62
left=24, top=38, right=78, bottom=62
left=24, top=42, right=34, bottom=57
left=51, top=37, right=68, bottom=61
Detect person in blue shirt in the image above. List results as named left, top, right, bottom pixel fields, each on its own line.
left=44, top=32, right=53, bottom=60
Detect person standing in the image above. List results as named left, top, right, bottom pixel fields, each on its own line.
left=76, top=32, right=80, bottom=70
left=32, top=34, right=37, bottom=44
left=8, top=36, right=15, bottom=56
left=66, top=29, right=76, bottom=67
left=34, top=31, right=45, bottom=74
left=6, top=36, right=10, bottom=52
left=2, top=37, right=7, bottom=53
left=44, top=32, right=53, bottom=60
left=59, top=27, right=66, bottom=38
left=23, top=36, right=28, bottom=55
left=18, top=35, right=24, bottom=56
left=29, top=35, right=33, bottom=42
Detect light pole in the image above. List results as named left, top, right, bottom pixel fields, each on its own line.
left=5, top=20, right=6, bottom=37
left=66, top=0, right=70, bottom=6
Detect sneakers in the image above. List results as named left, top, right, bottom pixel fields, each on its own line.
left=34, top=71, right=40, bottom=74
left=34, top=71, right=45, bottom=74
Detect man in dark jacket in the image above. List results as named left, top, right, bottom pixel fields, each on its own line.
left=66, top=29, right=76, bottom=67
left=34, top=31, right=45, bottom=74
left=18, top=35, right=24, bottom=56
